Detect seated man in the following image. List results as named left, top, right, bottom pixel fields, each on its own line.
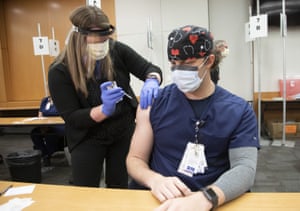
left=31, top=96, right=65, bottom=166
left=126, top=25, right=260, bottom=210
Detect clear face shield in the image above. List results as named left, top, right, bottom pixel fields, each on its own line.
left=64, top=25, right=115, bottom=45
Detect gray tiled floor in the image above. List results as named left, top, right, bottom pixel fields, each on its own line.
left=252, top=138, right=300, bottom=192
left=1, top=129, right=300, bottom=192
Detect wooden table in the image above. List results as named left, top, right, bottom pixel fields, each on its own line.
left=0, top=116, right=64, bottom=136
left=260, top=98, right=300, bottom=138
left=0, top=181, right=300, bottom=210
left=261, top=98, right=300, bottom=123
left=0, top=117, right=64, bottom=127
left=0, top=105, right=39, bottom=117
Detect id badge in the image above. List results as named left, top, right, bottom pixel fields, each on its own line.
left=45, top=102, right=51, bottom=110
left=177, top=142, right=207, bottom=177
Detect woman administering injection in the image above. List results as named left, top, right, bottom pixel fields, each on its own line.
left=48, top=6, right=162, bottom=188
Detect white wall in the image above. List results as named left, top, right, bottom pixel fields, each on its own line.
left=114, top=0, right=209, bottom=95
left=115, top=0, right=300, bottom=100
left=209, top=0, right=300, bottom=100
left=208, top=0, right=254, bottom=100
left=254, top=28, right=300, bottom=93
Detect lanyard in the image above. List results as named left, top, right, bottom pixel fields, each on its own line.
left=191, top=90, right=216, bottom=144
left=194, top=120, right=205, bottom=144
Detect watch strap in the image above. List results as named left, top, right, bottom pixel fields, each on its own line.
left=146, top=73, right=161, bottom=84
left=201, top=187, right=218, bottom=211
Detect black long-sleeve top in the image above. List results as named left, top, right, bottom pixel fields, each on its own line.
left=48, top=40, right=162, bottom=151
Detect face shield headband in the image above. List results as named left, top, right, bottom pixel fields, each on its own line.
left=77, top=25, right=115, bottom=36
left=170, top=57, right=209, bottom=72
left=171, top=65, right=198, bottom=72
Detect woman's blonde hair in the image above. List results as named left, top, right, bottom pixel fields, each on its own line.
left=54, top=6, right=114, bottom=97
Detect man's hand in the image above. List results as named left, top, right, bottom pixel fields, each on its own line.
left=154, top=191, right=213, bottom=211
left=150, top=176, right=191, bottom=202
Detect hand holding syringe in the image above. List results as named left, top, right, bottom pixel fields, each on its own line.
left=100, top=81, right=133, bottom=116
left=107, top=81, right=133, bottom=100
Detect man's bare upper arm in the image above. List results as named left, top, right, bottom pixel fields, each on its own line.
left=128, top=106, right=154, bottom=163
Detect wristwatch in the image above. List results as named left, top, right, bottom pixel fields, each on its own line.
left=201, top=187, right=218, bottom=211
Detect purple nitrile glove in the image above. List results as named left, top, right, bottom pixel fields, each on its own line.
left=140, top=78, right=159, bottom=109
left=100, top=81, right=124, bottom=116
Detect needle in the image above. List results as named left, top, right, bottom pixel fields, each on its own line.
left=107, top=81, right=133, bottom=100
left=123, top=92, right=133, bottom=99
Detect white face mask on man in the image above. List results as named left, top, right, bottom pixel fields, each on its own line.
left=87, top=39, right=109, bottom=60
left=171, top=58, right=208, bottom=93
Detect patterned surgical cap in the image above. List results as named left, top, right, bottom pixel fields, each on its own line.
left=167, top=25, right=214, bottom=61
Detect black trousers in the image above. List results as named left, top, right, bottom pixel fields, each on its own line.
left=71, top=121, right=135, bottom=188
left=30, top=126, right=65, bottom=157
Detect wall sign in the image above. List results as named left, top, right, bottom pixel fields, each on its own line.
left=249, top=14, right=268, bottom=39
left=87, top=0, right=101, bottom=8
left=32, top=36, right=49, bottom=55
left=49, top=39, right=60, bottom=57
